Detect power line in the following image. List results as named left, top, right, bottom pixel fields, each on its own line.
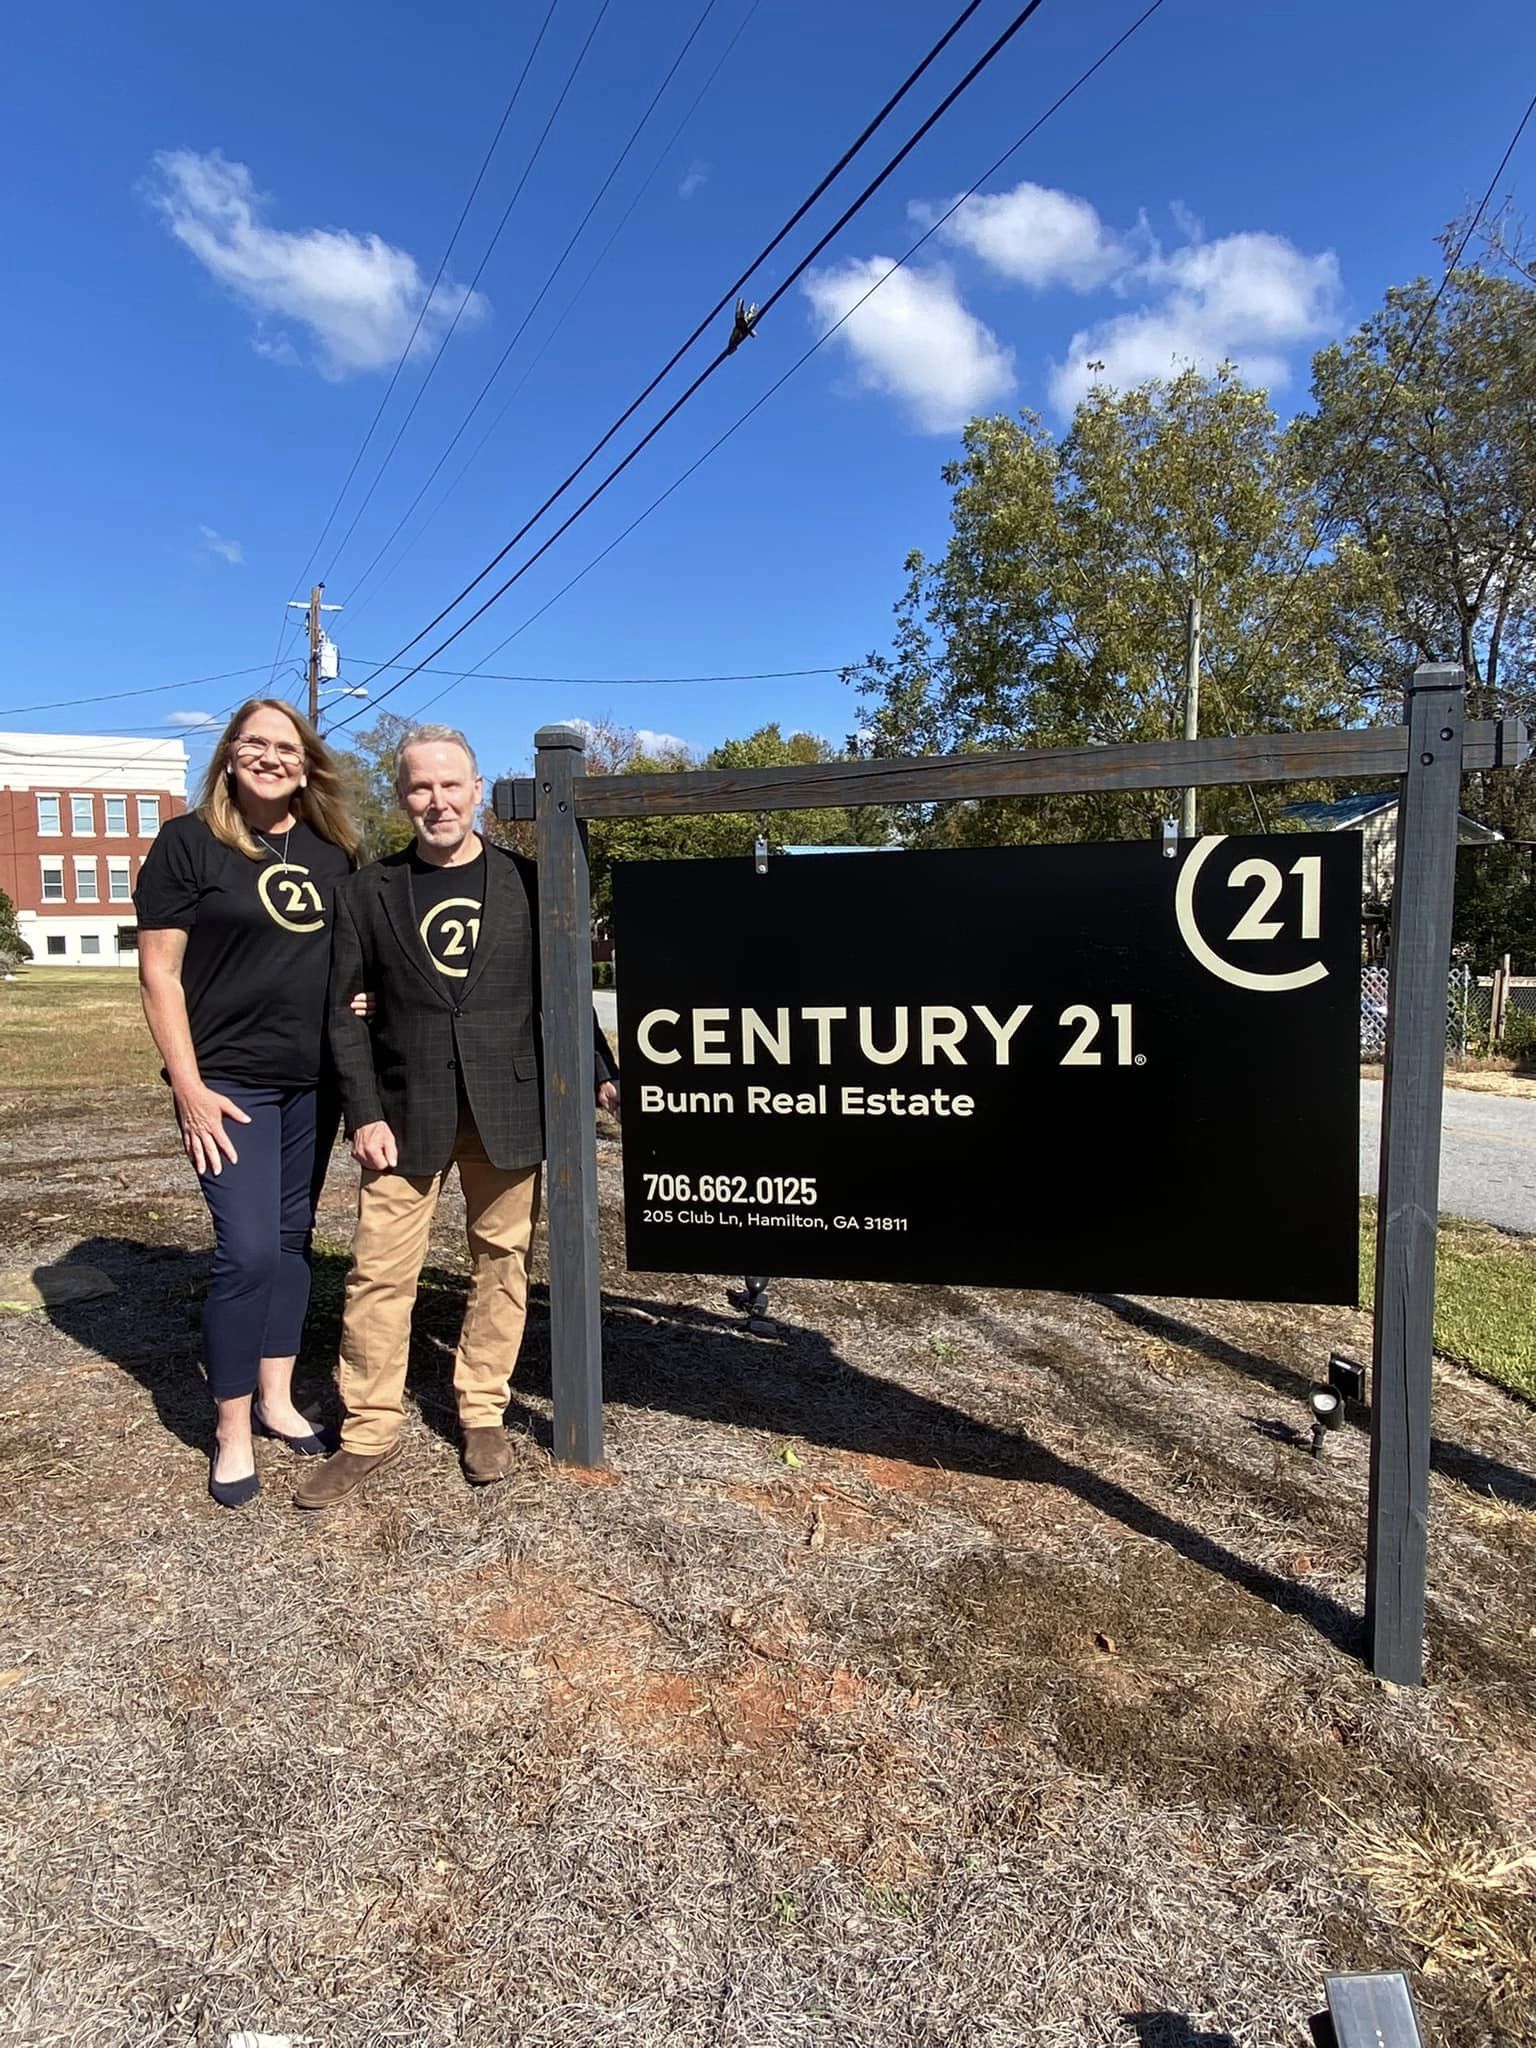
left=294, top=3, right=564, bottom=618
left=340, top=0, right=762, bottom=631
left=0, top=664, right=277, bottom=719
left=328, top=0, right=1049, bottom=735
left=325, top=0, right=997, bottom=728
left=344, top=656, right=844, bottom=686
left=0, top=650, right=842, bottom=726
left=1255, top=86, right=1536, bottom=679
left=319, top=0, right=613, bottom=589
left=339, top=0, right=730, bottom=625
left=261, top=6, right=564, bottom=693
left=261, top=10, right=563, bottom=696
left=388, top=0, right=1168, bottom=731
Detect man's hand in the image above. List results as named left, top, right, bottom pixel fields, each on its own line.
left=350, top=990, right=376, bottom=1021
left=352, top=1121, right=400, bottom=1171
left=596, top=1080, right=620, bottom=1118
left=174, top=1082, right=252, bottom=1177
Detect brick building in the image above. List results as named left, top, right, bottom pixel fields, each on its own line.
left=0, top=732, right=190, bottom=965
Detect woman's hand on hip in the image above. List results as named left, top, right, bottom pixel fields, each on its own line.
left=174, top=1083, right=251, bottom=1176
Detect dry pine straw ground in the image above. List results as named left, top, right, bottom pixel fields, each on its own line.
left=0, top=1084, right=1533, bottom=2048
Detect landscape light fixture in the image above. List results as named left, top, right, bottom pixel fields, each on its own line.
left=1328, top=1352, right=1366, bottom=1406
left=1308, top=1384, right=1344, bottom=1458
left=1310, top=1970, right=1426, bottom=2048
left=740, top=1274, right=773, bottom=1332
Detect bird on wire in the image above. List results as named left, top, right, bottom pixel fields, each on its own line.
left=727, top=298, right=762, bottom=353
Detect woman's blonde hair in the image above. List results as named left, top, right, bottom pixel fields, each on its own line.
left=198, top=699, right=363, bottom=865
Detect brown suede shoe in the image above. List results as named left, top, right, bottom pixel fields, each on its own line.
left=461, top=1426, right=515, bottom=1486
left=293, top=1441, right=402, bottom=1510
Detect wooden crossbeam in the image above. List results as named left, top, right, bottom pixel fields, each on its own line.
left=493, top=719, right=1524, bottom=823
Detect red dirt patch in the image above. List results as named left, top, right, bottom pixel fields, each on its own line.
left=721, top=1478, right=897, bottom=1546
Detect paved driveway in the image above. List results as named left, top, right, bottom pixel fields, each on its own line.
left=1361, top=1079, right=1536, bottom=1235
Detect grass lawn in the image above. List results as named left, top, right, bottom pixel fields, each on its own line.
left=0, top=966, right=158, bottom=1089
left=1360, top=1199, right=1536, bottom=1403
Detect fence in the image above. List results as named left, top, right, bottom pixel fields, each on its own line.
left=1360, top=964, right=1485, bottom=1057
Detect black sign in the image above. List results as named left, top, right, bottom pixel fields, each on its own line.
left=615, top=834, right=1361, bottom=1303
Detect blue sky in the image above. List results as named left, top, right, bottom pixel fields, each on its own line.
left=3, top=0, right=1533, bottom=784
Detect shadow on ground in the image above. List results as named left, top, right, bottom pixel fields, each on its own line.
left=1093, top=1292, right=1536, bottom=1507
left=1123, top=2017, right=1240, bottom=2048
left=45, top=1237, right=1536, bottom=1678
left=42, top=1238, right=491, bottom=1459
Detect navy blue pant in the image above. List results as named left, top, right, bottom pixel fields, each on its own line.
left=195, top=1085, right=332, bottom=1402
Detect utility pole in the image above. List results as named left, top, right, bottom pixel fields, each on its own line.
left=1180, top=580, right=1203, bottom=839
left=287, top=584, right=343, bottom=726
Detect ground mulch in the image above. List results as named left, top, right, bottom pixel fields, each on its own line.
left=1, top=1078, right=1533, bottom=2048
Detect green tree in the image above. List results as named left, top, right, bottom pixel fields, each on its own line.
left=0, top=886, right=30, bottom=967
left=1293, top=249, right=1536, bottom=840
left=484, top=719, right=887, bottom=920
left=852, top=366, right=1393, bottom=845
left=1454, top=844, right=1536, bottom=977
left=591, top=723, right=886, bottom=919
left=1295, top=256, right=1536, bottom=725
left=336, top=713, right=416, bottom=860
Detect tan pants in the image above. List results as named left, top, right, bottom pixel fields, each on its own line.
left=338, top=1117, right=541, bottom=1455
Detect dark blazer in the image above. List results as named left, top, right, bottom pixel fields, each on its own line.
left=326, top=841, right=615, bottom=1176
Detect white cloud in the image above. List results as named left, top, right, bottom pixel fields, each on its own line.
left=678, top=160, right=708, bottom=201
left=633, top=728, right=691, bottom=757
left=165, top=710, right=222, bottom=729
left=923, top=180, right=1130, bottom=291
left=801, top=256, right=1015, bottom=433
left=562, top=716, right=692, bottom=761
left=198, top=524, right=243, bottom=565
left=147, top=149, right=486, bottom=379
left=1168, top=199, right=1204, bottom=245
left=1048, top=229, right=1340, bottom=411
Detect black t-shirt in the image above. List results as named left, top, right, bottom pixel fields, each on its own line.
left=409, top=848, right=486, bottom=982
left=134, top=812, right=352, bottom=1087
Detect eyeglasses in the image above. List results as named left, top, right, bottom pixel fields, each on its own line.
left=233, top=736, right=305, bottom=766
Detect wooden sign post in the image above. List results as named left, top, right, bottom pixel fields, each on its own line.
left=1365, top=667, right=1465, bottom=1686
left=504, top=669, right=1525, bottom=1683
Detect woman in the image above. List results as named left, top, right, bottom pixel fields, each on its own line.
left=135, top=698, right=362, bottom=1507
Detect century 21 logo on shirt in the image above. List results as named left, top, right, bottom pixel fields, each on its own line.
left=257, top=863, right=325, bottom=935
left=419, top=897, right=482, bottom=978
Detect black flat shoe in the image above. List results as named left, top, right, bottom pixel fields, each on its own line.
left=209, top=1460, right=260, bottom=1509
left=252, top=1407, right=331, bottom=1457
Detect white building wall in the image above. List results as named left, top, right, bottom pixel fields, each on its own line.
left=17, top=910, right=142, bottom=965
left=0, top=731, right=188, bottom=797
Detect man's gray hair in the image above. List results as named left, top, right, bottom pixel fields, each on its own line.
left=395, top=723, right=479, bottom=788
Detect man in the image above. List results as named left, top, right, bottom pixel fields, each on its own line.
left=296, top=724, right=617, bottom=1508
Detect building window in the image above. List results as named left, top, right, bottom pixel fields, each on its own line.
left=71, top=794, right=94, bottom=835
left=104, top=795, right=128, bottom=835
left=80, top=934, right=102, bottom=957
left=137, top=796, right=160, bottom=837
left=40, top=858, right=65, bottom=902
left=75, top=859, right=99, bottom=903
left=108, top=859, right=132, bottom=902
left=37, top=794, right=61, bottom=835
left=116, top=925, right=139, bottom=954
left=46, top=935, right=67, bottom=958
